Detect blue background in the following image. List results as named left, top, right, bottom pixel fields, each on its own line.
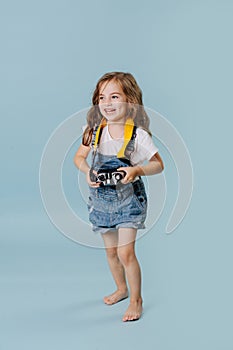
left=1, top=0, right=233, bottom=349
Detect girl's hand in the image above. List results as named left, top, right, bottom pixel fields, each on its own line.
left=117, top=166, right=140, bottom=184
left=86, top=170, right=100, bottom=188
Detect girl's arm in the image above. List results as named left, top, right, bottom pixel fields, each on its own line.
left=74, top=144, right=100, bottom=187
left=119, top=152, right=164, bottom=184
left=73, top=144, right=91, bottom=174
left=136, top=152, right=164, bottom=176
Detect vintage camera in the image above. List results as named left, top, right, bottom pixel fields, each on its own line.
left=90, top=168, right=126, bottom=186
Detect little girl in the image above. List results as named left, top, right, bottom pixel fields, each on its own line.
left=74, top=72, right=164, bottom=321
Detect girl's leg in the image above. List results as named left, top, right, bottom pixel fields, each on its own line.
left=117, top=228, right=143, bottom=321
left=101, top=230, right=128, bottom=305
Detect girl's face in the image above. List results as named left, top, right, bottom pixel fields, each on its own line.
left=98, top=80, right=128, bottom=123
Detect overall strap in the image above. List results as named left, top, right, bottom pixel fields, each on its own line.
left=90, top=119, right=107, bottom=182
left=91, top=118, right=107, bottom=151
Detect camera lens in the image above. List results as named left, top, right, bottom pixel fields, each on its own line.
left=115, top=173, right=122, bottom=181
left=97, top=174, right=106, bottom=182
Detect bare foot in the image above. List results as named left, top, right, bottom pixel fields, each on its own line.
left=103, top=290, right=128, bottom=305
left=122, top=298, right=143, bottom=322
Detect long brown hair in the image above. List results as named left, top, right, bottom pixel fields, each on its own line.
left=82, top=72, right=151, bottom=146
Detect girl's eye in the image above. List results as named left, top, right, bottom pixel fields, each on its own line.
left=99, top=96, right=104, bottom=100
left=112, top=95, right=118, bottom=99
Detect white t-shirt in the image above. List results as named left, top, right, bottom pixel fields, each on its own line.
left=91, top=125, right=158, bottom=166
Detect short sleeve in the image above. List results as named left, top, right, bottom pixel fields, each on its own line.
left=130, top=128, right=159, bottom=165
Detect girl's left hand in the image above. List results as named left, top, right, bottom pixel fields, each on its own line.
left=117, top=166, right=140, bottom=184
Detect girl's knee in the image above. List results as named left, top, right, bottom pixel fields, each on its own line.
left=106, top=247, right=118, bottom=260
left=117, top=247, right=136, bottom=266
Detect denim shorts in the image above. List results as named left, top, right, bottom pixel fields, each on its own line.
left=88, top=179, right=147, bottom=234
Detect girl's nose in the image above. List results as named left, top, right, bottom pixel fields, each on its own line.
left=105, top=96, right=112, bottom=105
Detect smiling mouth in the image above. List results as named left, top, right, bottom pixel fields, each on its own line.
left=104, top=108, right=116, bottom=113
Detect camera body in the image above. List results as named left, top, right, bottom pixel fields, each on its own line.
left=90, top=168, right=126, bottom=186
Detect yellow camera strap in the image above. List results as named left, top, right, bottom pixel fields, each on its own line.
left=92, top=118, right=136, bottom=159
left=117, top=118, right=135, bottom=158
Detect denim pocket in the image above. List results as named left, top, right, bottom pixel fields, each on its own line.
left=133, top=193, right=147, bottom=211
left=96, top=186, right=118, bottom=202
left=132, top=180, right=147, bottom=211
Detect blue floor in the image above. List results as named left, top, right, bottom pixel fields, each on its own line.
left=1, top=200, right=233, bottom=350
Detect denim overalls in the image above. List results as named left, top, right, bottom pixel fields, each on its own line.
left=88, top=152, right=147, bottom=234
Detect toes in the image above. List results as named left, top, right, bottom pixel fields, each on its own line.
left=133, top=314, right=139, bottom=321
left=104, top=296, right=116, bottom=305
left=104, top=297, right=111, bottom=304
left=122, top=311, right=141, bottom=322
left=122, top=313, right=129, bottom=322
left=122, top=313, right=131, bottom=322
left=104, top=291, right=128, bottom=306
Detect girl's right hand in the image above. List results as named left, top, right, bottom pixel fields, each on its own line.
left=86, top=170, right=100, bottom=188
